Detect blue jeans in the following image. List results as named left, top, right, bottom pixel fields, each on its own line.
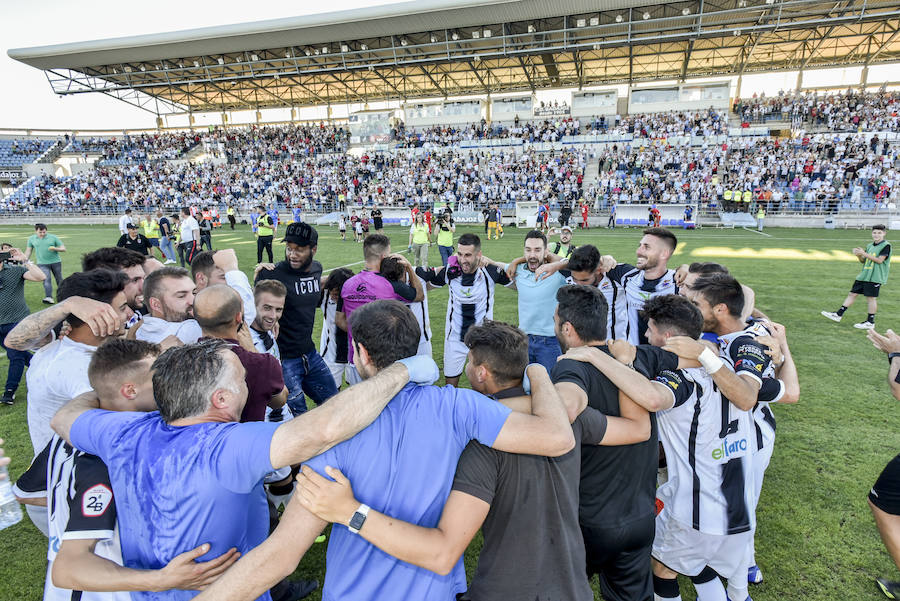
left=159, top=236, right=176, bottom=261
left=438, top=245, right=453, bottom=267
left=527, top=334, right=561, bottom=374
left=282, top=350, right=339, bottom=414
left=0, top=322, right=31, bottom=393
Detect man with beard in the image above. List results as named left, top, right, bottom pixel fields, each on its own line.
left=507, top=231, right=569, bottom=372
left=664, top=274, right=800, bottom=587
left=534, top=228, right=678, bottom=344
left=416, top=233, right=510, bottom=386
left=256, top=223, right=337, bottom=415
left=4, top=269, right=132, bottom=535
left=250, top=280, right=286, bottom=359
left=566, top=245, right=628, bottom=341
left=82, top=247, right=161, bottom=329
left=191, top=249, right=256, bottom=326
left=133, top=267, right=201, bottom=344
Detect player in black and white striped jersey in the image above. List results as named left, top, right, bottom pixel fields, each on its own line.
left=14, top=339, right=237, bottom=601
left=673, top=274, right=800, bottom=587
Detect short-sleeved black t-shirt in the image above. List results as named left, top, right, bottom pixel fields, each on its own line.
left=452, top=396, right=606, bottom=601
left=255, top=260, right=323, bottom=358
left=116, top=233, right=152, bottom=256
left=552, top=346, right=668, bottom=528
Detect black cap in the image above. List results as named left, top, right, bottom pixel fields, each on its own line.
left=282, top=222, right=318, bottom=247
left=126, top=223, right=138, bottom=230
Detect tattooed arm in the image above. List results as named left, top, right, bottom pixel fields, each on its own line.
left=4, top=297, right=121, bottom=351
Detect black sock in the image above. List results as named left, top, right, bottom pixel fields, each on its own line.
left=652, top=574, right=680, bottom=599
left=868, top=313, right=876, bottom=323
left=836, top=305, right=848, bottom=316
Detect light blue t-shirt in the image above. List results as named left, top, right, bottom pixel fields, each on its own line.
left=305, top=383, right=512, bottom=601
left=71, top=410, right=279, bottom=601
left=515, top=264, right=567, bottom=336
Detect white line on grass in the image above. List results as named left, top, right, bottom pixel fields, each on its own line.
left=742, top=227, right=773, bottom=237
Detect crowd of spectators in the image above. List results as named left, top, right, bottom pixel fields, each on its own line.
left=66, top=132, right=201, bottom=164
left=733, top=89, right=900, bottom=131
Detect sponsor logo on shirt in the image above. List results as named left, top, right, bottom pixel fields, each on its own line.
left=711, top=437, right=748, bottom=461
left=82, top=484, right=113, bottom=517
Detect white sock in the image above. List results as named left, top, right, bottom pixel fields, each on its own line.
left=693, top=577, right=728, bottom=601
left=654, top=594, right=682, bottom=601
left=726, top=583, right=750, bottom=601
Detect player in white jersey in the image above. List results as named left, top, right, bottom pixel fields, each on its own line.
left=319, top=268, right=355, bottom=387
left=566, top=245, right=629, bottom=340
left=381, top=257, right=432, bottom=357
left=14, top=339, right=235, bottom=601
left=668, top=274, right=800, bottom=587
left=415, top=233, right=510, bottom=386
left=535, top=227, right=678, bottom=344
left=605, top=227, right=679, bottom=344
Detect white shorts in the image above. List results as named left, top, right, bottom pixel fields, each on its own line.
left=652, top=507, right=752, bottom=582
left=326, top=359, right=355, bottom=389
left=264, top=406, right=293, bottom=484
left=417, top=337, right=433, bottom=359
left=443, top=337, right=469, bottom=378
left=345, top=364, right=363, bottom=386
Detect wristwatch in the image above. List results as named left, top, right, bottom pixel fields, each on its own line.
left=348, top=503, right=370, bottom=534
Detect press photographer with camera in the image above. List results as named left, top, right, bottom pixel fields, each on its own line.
left=0, top=243, right=47, bottom=405
left=435, top=209, right=456, bottom=267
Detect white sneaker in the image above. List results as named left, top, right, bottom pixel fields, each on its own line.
left=163, top=259, right=176, bottom=264
left=42, top=296, right=54, bottom=304
left=821, top=311, right=842, bottom=322
left=853, top=321, right=875, bottom=330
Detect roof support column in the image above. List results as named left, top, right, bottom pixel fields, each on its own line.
left=860, top=65, right=869, bottom=89
left=795, top=69, right=803, bottom=92
left=735, top=74, right=743, bottom=100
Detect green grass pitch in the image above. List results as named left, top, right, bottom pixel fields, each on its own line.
left=0, top=222, right=896, bottom=600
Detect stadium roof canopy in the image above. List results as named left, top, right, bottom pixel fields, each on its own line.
left=9, top=0, right=900, bottom=115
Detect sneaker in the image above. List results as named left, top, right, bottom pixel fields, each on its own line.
left=821, top=311, right=842, bottom=322
left=854, top=321, right=876, bottom=330
left=748, top=564, right=763, bottom=584
left=42, top=296, right=54, bottom=304
left=0, top=391, right=13, bottom=405
left=726, top=596, right=753, bottom=601
left=163, top=259, right=176, bottom=264
left=877, top=577, right=900, bottom=599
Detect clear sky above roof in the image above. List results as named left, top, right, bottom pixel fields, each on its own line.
left=1, top=0, right=894, bottom=131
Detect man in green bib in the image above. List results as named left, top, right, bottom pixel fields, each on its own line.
left=822, top=224, right=891, bottom=330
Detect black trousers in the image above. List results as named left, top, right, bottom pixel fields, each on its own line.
left=582, top=516, right=655, bottom=601
left=257, top=235, right=273, bottom=263
left=178, top=241, right=197, bottom=267
left=228, top=214, right=236, bottom=229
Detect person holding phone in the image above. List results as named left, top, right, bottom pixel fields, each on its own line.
left=0, top=243, right=46, bottom=405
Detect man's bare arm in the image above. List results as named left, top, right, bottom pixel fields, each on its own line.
left=663, top=336, right=760, bottom=411
left=295, top=466, right=488, bottom=576
left=269, top=362, right=411, bottom=468
left=51, top=391, right=101, bottom=444
left=560, top=346, right=672, bottom=411
left=267, top=387, right=288, bottom=409
left=491, top=365, right=575, bottom=457
left=4, top=297, right=120, bottom=351
left=193, top=494, right=326, bottom=601
left=598, top=391, right=652, bottom=446
left=53, top=539, right=239, bottom=593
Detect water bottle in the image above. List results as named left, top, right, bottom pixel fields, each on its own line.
left=0, top=463, right=23, bottom=530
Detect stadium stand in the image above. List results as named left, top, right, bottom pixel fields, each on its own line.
left=0, top=139, right=55, bottom=168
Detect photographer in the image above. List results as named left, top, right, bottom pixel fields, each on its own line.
left=435, top=210, right=456, bottom=267
left=866, top=328, right=900, bottom=599
left=0, top=244, right=46, bottom=405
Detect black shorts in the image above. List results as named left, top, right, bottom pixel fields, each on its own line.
left=850, top=279, right=882, bottom=297
left=870, top=453, right=900, bottom=515
left=582, top=516, right=655, bottom=601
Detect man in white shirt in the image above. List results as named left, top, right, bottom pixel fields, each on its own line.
left=4, top=269, right=132, bottom=535
left=178, top=207, right=200, bottom=268
left=190, top=249, right=256, bottom=325
left=133, top=266, right=202, bottom=344
left=118, top=209, right=134, bottom=236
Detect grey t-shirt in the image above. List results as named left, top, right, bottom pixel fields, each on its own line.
left=0, top=265, right=30, bottom=325
left=452, top=391, right=607, bottom=601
